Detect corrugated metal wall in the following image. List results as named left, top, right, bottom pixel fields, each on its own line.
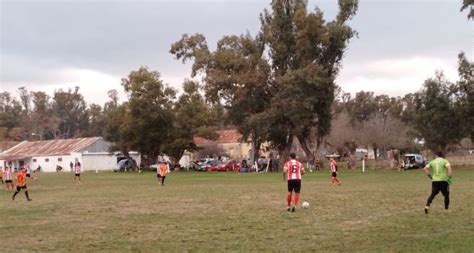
left=81, top=139, right=112, bottom=153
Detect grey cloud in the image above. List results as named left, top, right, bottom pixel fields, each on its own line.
left=1, top=1, right=269, bottom=79
left=1, top=0, right=471, bottom=97
left=345, top=1, right=472, bottom=61
left=0, top=54, right=65, bottom=86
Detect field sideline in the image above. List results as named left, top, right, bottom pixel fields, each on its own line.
left=1, top=168, right=473, bottom=252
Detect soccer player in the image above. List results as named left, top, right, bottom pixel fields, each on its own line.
left=4, top=166, right=14, bottom=190
left=0, top=166, right=4, bottom=184
left=283, top=153, right=304, bottom=212
left=330, top=158, right=341, bottom=185
left=25, top=162, right=31, bottom=178
left=73, top=159, right=82, bottom=183
left=157, top=161, right=169, bottom=186
left=12, top=167, right=32, bottom=201
left=423, top=151, right=452, bottom=214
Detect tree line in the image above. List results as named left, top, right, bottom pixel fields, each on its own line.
left=329, top=52, right=473, bottom=158
left=1, top=0, right=472, bottom=164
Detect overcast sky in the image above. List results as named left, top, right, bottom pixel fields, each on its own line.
left=1, top=0, right=472, bottom=105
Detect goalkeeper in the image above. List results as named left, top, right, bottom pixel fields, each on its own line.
left=423, top=151, right=453, bottom=214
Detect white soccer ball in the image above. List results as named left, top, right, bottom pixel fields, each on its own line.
left=302, top=201, right=309, bottom=209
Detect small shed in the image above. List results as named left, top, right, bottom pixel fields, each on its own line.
left=0, top=137, right=140, bottom=172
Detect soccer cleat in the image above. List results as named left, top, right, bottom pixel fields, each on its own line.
left=291, top=207, right=296, bottom=212
left=424, top=206, right=429, bottom=214
left=27, top=198, right=32, bottom=201
left=287, top=207, right=291, bottom=212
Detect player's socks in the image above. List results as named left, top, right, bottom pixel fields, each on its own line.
left=287, top=193, right=292, bottom=207
left=294, top=193, right=300, bottom=207
left=25, top=191, right=30, bottom=200
left=12, top=191, right=18, bottom=200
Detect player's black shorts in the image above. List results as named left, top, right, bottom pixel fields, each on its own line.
left=26, top=174, right=31, bottom=178
left=287, top=179, right=301, bottom=193
left=16, top=185, right=27, bottom=191
left=156, top=173, right=161, bottom=178
left=75, top=173, right=81, bottom=177
left=432, top=181, right=449, bottom=195
left=331, top=172, right=337, bottom=177
left=5, top=180, right=12, bottom=183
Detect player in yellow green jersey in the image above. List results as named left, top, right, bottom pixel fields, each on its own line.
left=423, top=151, right=452, bottom=214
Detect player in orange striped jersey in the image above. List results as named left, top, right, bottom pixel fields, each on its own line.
left=283, top=153, right=304, bottom=212
left=157, top=161, right=170, bottom=186
left=12, top=167, right=32, bottom=201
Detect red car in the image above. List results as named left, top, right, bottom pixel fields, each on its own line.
left=206, top=160, right=241, bottom=172
left=221, top=160, right=241, bottom=172
left=206, top=160, right=224, bottom=171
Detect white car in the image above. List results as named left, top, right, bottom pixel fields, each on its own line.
left=403, top=154, right=426, bottom=170
left=115, top=158, right=134, bottom=172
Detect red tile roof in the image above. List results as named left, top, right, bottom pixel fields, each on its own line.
left=0, top=137, right=102, bottom=160
left=193, top=130, right=243, bottom=145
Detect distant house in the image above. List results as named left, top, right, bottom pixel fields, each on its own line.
left=0, top=137, right=140, bottom=172
left=192, top=129, right=252, bottom=160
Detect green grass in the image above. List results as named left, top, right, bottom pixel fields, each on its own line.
left=1, top=168, right=473, bottom=252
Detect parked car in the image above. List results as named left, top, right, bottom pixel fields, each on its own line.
left=402, top=154, right=426, bottom=170
left=208, top=160, right=241, bottom=172
left=115, top=156, right=136, bottom=172
left=205, top=160, right=224, bottom=171
left=191, top=158, right=213, bottom=171
left=193, top=159, right=217, bottom=171
left=221, top=160, right=241, bottom=172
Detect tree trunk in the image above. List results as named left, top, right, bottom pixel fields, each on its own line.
left=278, top=133, right=294, bottom=171
left=297, top=135, right=315, bottom=164
left=373, top=143, right=378, bottom=160
left=252, top=138, right=261, bottom=165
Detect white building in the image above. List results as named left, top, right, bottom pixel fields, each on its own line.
left=0, top=137, right=140, bottom=172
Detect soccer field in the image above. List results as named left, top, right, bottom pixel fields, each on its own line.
left=1, top=168, right=473, bottom=252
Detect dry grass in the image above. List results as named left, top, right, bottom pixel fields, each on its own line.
left=1, top=167, right=473, bottom=252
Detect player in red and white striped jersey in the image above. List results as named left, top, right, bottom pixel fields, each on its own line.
left=73, top=159, right=82, bottom=183
left=330, top=158, right=341, bottom=185
left=283, top=153, right=305, bottom=212
left=25, top=162, right=32, bottom=178
left=4, top=166, right=14, bottom=190
left=0, top=166, right=3, bottom=184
